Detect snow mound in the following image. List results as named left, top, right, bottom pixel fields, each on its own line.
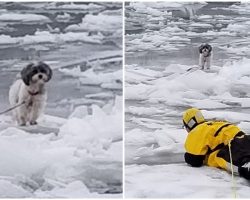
left=126, top=164, right=250, bottom=198
left=0, top=96, right=122, bottom=197
left=126, top=59, right=250, bottom=109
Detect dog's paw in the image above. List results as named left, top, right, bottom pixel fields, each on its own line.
left=30, top=121, right=37, bottom=125
left=19, top=122, right=26, bottom=126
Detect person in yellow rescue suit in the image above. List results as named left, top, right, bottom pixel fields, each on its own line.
left=183, top=108, right=250, bottom=180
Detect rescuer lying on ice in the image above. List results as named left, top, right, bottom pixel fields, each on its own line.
left=183, top=108, right=250, bottom=180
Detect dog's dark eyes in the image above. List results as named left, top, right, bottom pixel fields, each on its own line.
left=40, top=69, right=45, bottom=73
left=33, top=69, right=38, bottom=74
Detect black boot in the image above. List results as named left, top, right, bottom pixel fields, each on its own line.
left=238, top=162, right=250, bottom=180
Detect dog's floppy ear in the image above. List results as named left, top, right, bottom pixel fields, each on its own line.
left=21, top=63, right=33, bottom=86
left=199, top=44, right=204, bottom=53
left=208, top=44, right=212, bottom=52
left=38, top=61, right=53, bottom=82
left=46, top=64, right=53, bottom=82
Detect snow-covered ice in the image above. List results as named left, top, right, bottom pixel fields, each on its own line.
left=126, top=164, right=250, bottom=198
left=65, top=12, right=122, bottom=35
left=0, top=31, right=104, bottom=45
left=125, top=2, right=250, bottom=198
left=0, top=13, right=50, bottom=23
left=0, top=97, right=122, bottom=197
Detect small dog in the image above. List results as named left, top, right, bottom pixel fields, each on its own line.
left=9, top=62, right=52, bottom=126
left=199, top=43, right=212, bottom=70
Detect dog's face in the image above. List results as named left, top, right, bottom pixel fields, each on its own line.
left=21, top=61, right=53, bottom=86
left=199, top=44, right=212, bottom=56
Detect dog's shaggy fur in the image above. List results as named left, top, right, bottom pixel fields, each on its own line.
left=9, top=62, right=52, bottom=126
left=199, top=43, right=212, bottom=70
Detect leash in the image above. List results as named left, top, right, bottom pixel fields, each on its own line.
left=228, top=139, right=237, bottom=198
left=0, top=101, right=26, bottom=115
left=183, top=67, right=200, bottom=76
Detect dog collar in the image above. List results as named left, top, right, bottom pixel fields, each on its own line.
left=204, top=52, right=211, bottom=57
left=28, top=91, right=39, bottom=96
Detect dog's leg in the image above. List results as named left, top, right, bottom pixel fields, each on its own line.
left=11, top=100, right=19, bottom=125
left=206, top=57, right=211, bottom=70
left=29, top=100, right=39, bottom=125
left=30, top=112, right=38, bottom=125
left=17, top=103, right=28, bottom=126
left=16, top=92, right=31, bottom=126
left=199, top=54, right=205, bottom=70
left=29, top=98, right=45, bottom=125
left=9, top=80, right=21, bottom=125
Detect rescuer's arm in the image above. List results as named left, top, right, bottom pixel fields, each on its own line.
left=184, top=152, right=205, bottom=167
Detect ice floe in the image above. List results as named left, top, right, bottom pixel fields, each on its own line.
left=0, top=95, right=122, bottom=197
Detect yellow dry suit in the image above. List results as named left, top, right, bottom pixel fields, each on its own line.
left=183, top=108, right=250, bottom=180
left=185, top=121, right=241, bottom=171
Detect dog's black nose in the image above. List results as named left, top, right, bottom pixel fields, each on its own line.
left=38, top=74, right=43, bottom=79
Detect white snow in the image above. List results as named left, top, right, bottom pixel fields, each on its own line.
left=126, top=59, right=250, bottom=197
left=0, top=96, right=122, bottom=197
left=126, top=59, right=250, bottom=108
left=126, top=30, right=191, bottom=52
left=0, top=13, right=50, bottom=23
left=55, top=3, right=104, bottom=10
left=0, top=180, right=32, bottom=198
left=0, top=31, right=103, bottom=46
left=126, top=164, right=250, bottom=198
left=65, top=12, right=122, bottom=34
left=220, top=3, right=250, bottom=15
left=59, top=67, right=122, bottom=90
left=45, top=2, right=105, bottom=11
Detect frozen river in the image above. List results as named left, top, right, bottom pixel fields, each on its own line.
left=125, top=2, right=250, bottom=198
left=0, top=2, right=122, bottom=118
left=125, top=2, right=250, bottom=133
left=126, top=2, right=250, bottom=68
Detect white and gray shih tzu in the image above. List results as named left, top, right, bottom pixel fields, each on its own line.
left=199, top=43, right=212, bottom=70
left=9, top=62, right=52, bottom=126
